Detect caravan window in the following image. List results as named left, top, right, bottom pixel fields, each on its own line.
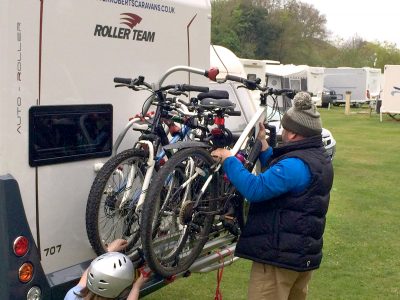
left=289, top=79, right=301, bottom=91
left=29, top=104, right=113, bottom=167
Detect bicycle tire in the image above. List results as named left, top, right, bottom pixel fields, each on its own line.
left=86, top=149, right=148, bottom=256
left=141, top=147, right=217, bottom=277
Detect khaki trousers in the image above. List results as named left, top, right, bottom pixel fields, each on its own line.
left=248, top=262, right=313, bottom=300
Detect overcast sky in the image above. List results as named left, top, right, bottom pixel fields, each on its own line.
left=300, top=0, right=400, bottom=47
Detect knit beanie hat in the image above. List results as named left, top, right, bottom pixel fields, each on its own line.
left=281, top=92, right=322, bottom=137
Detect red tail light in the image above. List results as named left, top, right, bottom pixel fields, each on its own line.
left=13, top=236, right=29, bottom=257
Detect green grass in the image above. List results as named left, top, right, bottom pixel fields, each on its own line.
left=143, top=107, right=400, bottom=299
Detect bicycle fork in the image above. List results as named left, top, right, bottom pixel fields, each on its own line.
left=118, top=140, right=156, bottom=211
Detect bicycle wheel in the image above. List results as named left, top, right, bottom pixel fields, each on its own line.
left=141, top=147, right=217, bottom=277
left=86, top=149, right=148, bottom=256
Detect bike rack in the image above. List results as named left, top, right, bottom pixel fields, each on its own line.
left=138, top=226, right=238, bottom=297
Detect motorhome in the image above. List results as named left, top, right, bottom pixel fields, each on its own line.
left=0, top=1, right=216, bottom=299
left=380, top=65, right=400, bottom=121
left=1, top=4, right=337, bottom=297
left=210, top=45, right=257, bottom=133
left=324, top=67, right=382, bottom=106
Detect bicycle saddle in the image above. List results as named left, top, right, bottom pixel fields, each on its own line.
left=197, top=90, right=229, bottom=100
left=200, top=98, right=236, bottom=109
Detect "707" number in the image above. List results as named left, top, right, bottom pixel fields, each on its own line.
left=43, top=245, right=62, bottom=256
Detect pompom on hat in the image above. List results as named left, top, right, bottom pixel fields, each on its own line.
left=281, top=91, right=322, bottom=137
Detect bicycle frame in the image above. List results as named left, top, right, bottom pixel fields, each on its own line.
left=187, top=103, right=268, bottom=210
left=114, top=66, right=216, bottom=212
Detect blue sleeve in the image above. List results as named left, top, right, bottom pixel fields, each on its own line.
left=64, top=285, right=84, bottom=300
left=259, top=147, right=273, bottom=168
left=223, top=156, right=311, bottom=203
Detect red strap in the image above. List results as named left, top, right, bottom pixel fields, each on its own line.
left=214, top=251, right=224, bottom=300
left=214, top=248, right=233, bottom=300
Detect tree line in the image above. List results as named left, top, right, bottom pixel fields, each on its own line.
left=211, top=0, right=400, bottom=70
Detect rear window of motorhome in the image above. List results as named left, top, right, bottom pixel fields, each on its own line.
left=29, top=104, right=113, bottom=166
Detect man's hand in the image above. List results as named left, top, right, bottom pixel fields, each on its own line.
left=211, top=148, right=232, bottom=163
left=257, top=122, right=269, bottom=152
left=106, top=239, right=128, bottom=252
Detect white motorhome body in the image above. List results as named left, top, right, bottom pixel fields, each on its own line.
left=380, top=65, right=400, bottom=121
left=210, top=45, right=260, bottom=108
left=265, top=64, right=325, bottom=107
left=323, top=67, right=382, bottom=105
left=0, top=0, right=212, bottom=298
left=210, top=45, right=247, bottom=78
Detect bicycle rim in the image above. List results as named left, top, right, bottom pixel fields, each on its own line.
left=142, top=148, right=216, bottom=276
left=94, top=152, right=146, bottom=255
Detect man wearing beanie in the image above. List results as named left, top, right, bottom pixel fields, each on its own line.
left=211, top=92, right=334, bottom=300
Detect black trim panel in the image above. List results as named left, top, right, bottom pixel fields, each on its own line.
left=0, top=174, right=50, bottom=299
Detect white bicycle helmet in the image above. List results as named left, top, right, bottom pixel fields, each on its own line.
left=86, top=252, right=134, bottom=298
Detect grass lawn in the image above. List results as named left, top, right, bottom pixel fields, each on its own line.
left=142, top=107, right=400, bottom=300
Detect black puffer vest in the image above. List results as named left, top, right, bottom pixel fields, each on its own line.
left=235, top=135, right=334, bottom=271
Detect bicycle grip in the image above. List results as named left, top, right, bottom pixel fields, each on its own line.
left=114, top=77, right=132, bottom=85
left=246, top=139, right=262, bottom=171
left=225, top=74, right=247, bottom=84
left=265, top=124, right=277, bottom=148
left=181, top=84, right=209, bottom=93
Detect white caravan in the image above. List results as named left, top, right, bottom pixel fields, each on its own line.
left=323, top=67, right=382, bottom=106
left=209, top=46, right=336, bottom=159
left=264, top=64, right=325, bottom=107
left=239, top=58, right=280, bottom=86
left=0, top=1, right=213, bottom=299
left=380, top=65, right=400, bottom=121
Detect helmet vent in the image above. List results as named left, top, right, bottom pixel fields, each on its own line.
left=118, top=259, right=122, bottom=267
left=99, top=280, right=108, bottom=284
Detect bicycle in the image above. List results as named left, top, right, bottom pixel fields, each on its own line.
left=85, top=66, right=221, bottom=258
left=140, top=74, right=296, bottom=277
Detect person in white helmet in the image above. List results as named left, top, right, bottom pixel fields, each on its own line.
left=64, top=239, right=148, bottom=300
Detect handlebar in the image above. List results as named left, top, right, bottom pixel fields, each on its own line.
left=156, top=66, right=219, bottom=89
left=113, top=75, right=152, bottom=89
left=224, top=74, right=296, bottom=98
left=115, top=66, right=220, bottom=115
left=114, top=77, right=133, bottom=85
left=225, top=74, right=259, bottom=90
left=161, top=84, right=209, bottom=93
